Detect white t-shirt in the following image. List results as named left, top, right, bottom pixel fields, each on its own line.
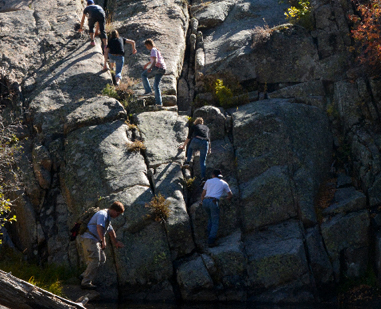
left=203, top=177, right=232, bottom=200
left=82, top=209, right=113, bottom=242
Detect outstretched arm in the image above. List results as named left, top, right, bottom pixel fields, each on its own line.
left=126, top=39, right=137, bottom=54
left=226, top=191, right=233, bottom=201
left=108, top=229, right=124, bottom=248
left=179, top=138, right=190, bottom=150
left=79, top=14, right=86, bottom=32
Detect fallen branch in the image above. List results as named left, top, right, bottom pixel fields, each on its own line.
left=0, top=270, right=86, bottom=309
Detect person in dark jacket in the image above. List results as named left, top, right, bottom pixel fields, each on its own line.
left=179, top=117, right=211, bottom=182
left=78, top=0, right=107, bottom=47
left=103, top=30, right=137, bottom=85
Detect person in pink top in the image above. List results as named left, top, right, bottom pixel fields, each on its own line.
left=141, top=39, right=166, bottom=106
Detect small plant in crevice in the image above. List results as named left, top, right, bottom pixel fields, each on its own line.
left=251, top=19, right=272, bottom=48
left=194, top=72, right=249, bottom=109
left=281, top=0, right=313, bottom=30
left=126, top=140, right=145, bottom=152
left=102, top=83, right=118, bottom=99
left=184, top=177, right=196, bottom=192
left=145, top=193, right=171, bottom=224
left=102, top=77, right=137, bottom=110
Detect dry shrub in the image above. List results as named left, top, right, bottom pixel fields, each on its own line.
left=145, top=193, right=171, bottom=223
left=251, top=23, right=272, bottom=48
left=126, top=140, right=145, bottom=152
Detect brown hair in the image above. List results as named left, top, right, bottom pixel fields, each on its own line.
left=144, top=39, right=155, bottom=47
left=110, top=201, right=125, bottom=213
left=111, top=30, right=119, bottom=39
left=193, top=117, right=204, bottom=125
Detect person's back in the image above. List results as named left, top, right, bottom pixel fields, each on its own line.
left=190, top=123, right=209, bottom=141
left=203, top=177, right=230, bottom=200
left=108, top=37, right=125, bottom=55
left=82, top=209, right=111, bottom=242
left=84, top=4, right=105, bottom=19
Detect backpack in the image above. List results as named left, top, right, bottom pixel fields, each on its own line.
left=69, top=207, right=100, bottom=241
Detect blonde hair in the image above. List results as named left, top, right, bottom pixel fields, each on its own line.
left=193, top=117, right=204, bottom=125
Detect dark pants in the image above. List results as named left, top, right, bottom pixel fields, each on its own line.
left=202, top=198, right=219, bottom=244
left=88, top=16, right=107, bottom=40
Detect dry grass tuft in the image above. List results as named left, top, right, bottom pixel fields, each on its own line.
left=145, top=193, right=171, bottom=223
left=126, top=140, right=145, bottom=152
left=251, top=23, right=272, bottom=48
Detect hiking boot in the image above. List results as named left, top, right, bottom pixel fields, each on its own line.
left=81, top=283, right=97, bottom=290
left=90, top=40, right=95, bottom=46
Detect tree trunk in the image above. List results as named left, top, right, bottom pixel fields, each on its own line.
left=0, top=270, right=86, bottom=309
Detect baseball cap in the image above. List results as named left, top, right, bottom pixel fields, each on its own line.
left=213, top=169, right=223, bottom=178
left=87, top=0, right=94, bottom=4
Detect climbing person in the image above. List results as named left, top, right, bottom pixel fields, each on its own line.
left=80, top=201, right=124, bottom=290
left=179, top=117, right=211, bottom=183
left=78, top=0, right=107, bottom=48
left=200, top=169, right=232, bottom=247
left=141, top=39, right=166, bottom=106
left=104, top=30, right=137, bottom=86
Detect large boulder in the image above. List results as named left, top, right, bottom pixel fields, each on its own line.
left=200, top=0, right=290, bottom=80
left=232, top=100, right=332, bottom=228
left=321, top=210, right=370, bottom=277
left=176, top=254, right=217, bottom=301
left=61, top=121, right=149, bottom=213
left=134, top=111, right=187, bottom=167
left=245, top=220, right=314, bottom=302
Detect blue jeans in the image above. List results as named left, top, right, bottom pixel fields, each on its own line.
left=187, top=138, right=208, bottom=178
left=202, top=198, right=219, bottom=244
left=141, top=67, right=165, bottom=105
left=108, top=54, right=124, bottom=80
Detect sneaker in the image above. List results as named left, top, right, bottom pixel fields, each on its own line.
left=183, top=161, right=190, bottom=168
left=90, top=40, right=95, bottom=46
left=81, top=282, right=97, bottom=290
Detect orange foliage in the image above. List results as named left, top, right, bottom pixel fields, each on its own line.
left=349, top=0, right=381, bottom=70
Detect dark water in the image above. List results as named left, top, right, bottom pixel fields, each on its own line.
left=90, top=301, right=381, bottom=309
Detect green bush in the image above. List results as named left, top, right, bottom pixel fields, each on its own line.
left=0, top=247, right=78, bottom=296
left=284, top=0, right=313, bottom=30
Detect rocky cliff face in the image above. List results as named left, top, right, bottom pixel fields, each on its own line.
left=1, top=0, right=380, bottom=304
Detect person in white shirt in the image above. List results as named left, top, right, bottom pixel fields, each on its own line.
left=200, top=169, right=233, bottom=247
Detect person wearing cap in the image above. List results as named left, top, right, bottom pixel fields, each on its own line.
left=78, top=0, right=107, bottom=48
left=80, top=201, right=124, bottom=290
left=200, top=169, right=232, bottom=247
